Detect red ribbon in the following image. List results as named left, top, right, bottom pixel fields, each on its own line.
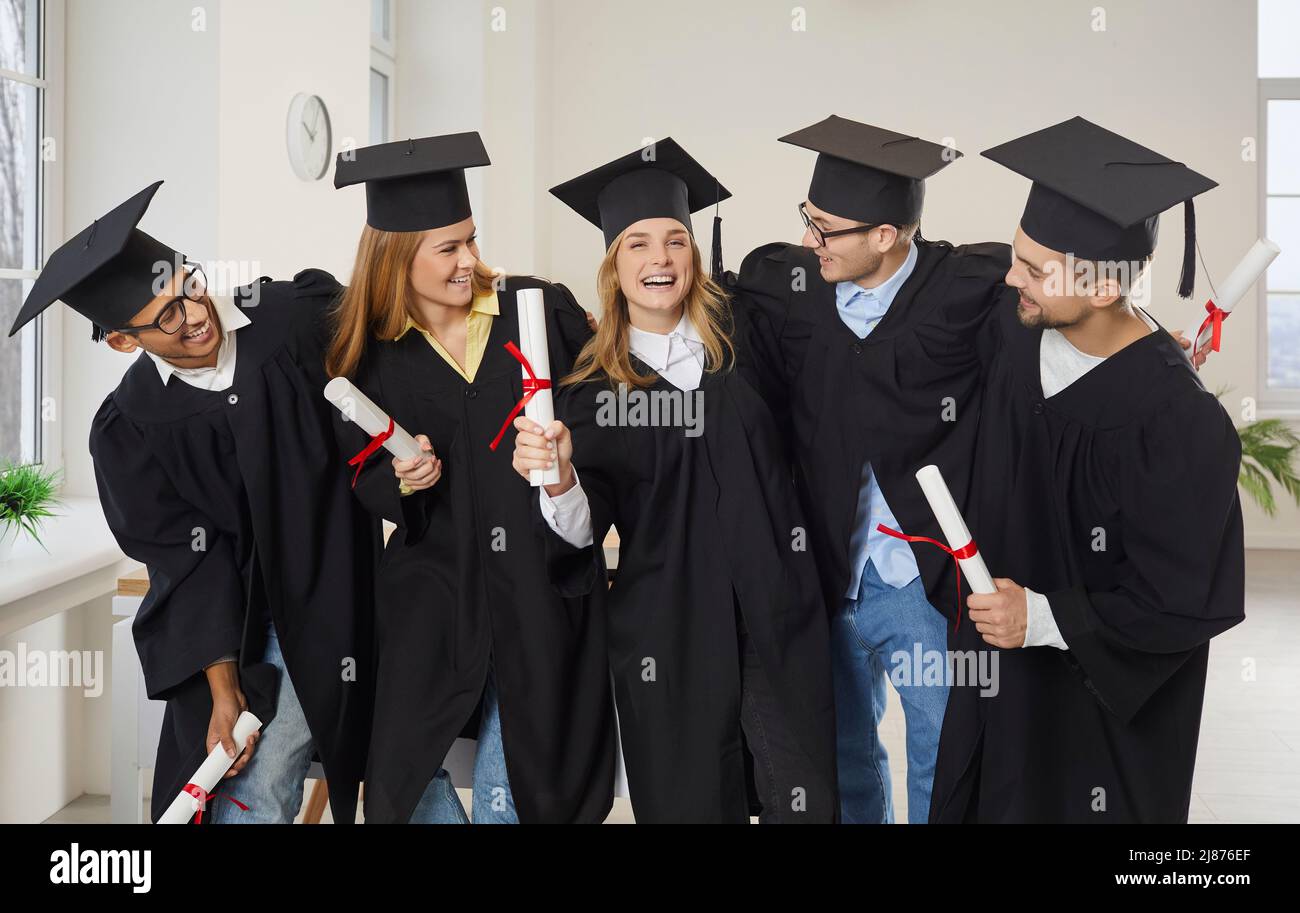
left=182, top=783, right=250, bottom=824
left=1195, top=299, right=1228, bottom=353
left=488, top=340, right=552, bottom=451
left=876, top=523, right=979, bottom=630
left=346, top=417, right=395, bottom=488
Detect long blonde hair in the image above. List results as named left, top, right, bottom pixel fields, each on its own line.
left=327, top=224, right=498, bottom=379
left=562, top=229, right=734, bottom=389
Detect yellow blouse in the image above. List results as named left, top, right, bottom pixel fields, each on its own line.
left=393, top=290, right=500, bottom=496
left=395, top=290, right=500, bottom=383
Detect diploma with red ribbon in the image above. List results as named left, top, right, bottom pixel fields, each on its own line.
left=158, top=711, right=262, bottom=824
left=324, top=377, right=426, bottom=488
left=488, top=289, right=561, bottom=486
left=1183, top=238, right=1280, bottom=356
left=180, top=784, right=249, bottom=825
left=877, top=464, right=996, bottom=630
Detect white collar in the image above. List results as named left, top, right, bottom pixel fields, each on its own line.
left=628, top=310, right=703, bottom=371
left=148, top=295, right=251, bottom=385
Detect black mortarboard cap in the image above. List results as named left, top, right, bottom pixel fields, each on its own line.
left=779, top=115, right=959, bottom=225
left=549, top=138, right=731, bottom=256
left=982, top=116, right=1218, bottom=298
left=9, top=181, right=181, bottom=339
left=334, top=132, right=491, bottom=232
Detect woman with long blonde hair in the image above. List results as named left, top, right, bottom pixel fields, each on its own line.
left=329, top=134, right=614, bottom=824
left=512, top=139, right=838, bottom=822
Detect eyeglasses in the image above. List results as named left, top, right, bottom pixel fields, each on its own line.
left=109, top=263, right=209, bottom=337
left=798, top=202, right=885, bottom=248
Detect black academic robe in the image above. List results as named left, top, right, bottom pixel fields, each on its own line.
left=732, top=238, right=1011, bottom=618
left=538, top=301, right=839, bottom=823
left=89, top=269, right=376, bottom=824
left=929, top=296, right=1246, bottom=823
left=336, top=276, right=615, bottom=824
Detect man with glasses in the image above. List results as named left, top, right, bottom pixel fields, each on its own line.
left=733, top=116, right=1012, bottom=824
left=8, top=182, right=375, bottom=823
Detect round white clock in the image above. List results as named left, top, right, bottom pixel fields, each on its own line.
left=286, top=93, right=332, bottom=181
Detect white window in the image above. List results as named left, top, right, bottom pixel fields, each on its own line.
left=370, top=0, right=395, bottom=145
left=1259, top=0, right=1300, bottom=409
left=0, top=0, right=62, bottom=466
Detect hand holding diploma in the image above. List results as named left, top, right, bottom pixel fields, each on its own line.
left=204, top=661, right=258, bottom=777
left=967, top=579, right=1030, bottom=650
left=512, top=416, right=576, bottom=498
left=878, top=464, right=996, bottom=630
left=489, top=289, right=561, bottom=486
left=1180, top=237, right=1281, bottom=360
left=324, top=377, right=431, bottom=486
left=159, top=709, right=262, bottom=824
left=393, top=434, right=442, bottom=492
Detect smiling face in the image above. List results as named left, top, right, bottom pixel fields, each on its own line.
left=1006, top=225, right=1115, bottom=330
left=105, top=266, right=222, bottom=365
left=799, top=198, right=902, bottom=284
left=614, top=217, right=694, bottom=320
left=408, top=217, right=480, bottom=308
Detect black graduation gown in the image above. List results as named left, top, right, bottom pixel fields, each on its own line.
left=929, top=298, right=1246, bottom=823
left=732, top=238, right=1011, bottom=617
left=336, top=276, right=615, bottom=824
left=88, top=269, right=376, bottom=824
left=538, top=302, right=839, bottom=823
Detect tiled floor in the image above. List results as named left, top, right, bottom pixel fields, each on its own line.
left=46, top=551, right=1299, bottom=824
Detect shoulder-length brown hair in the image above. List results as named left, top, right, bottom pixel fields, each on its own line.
left=561, top=228, right=734, bottom=389
left=326, top=224, right=499, bottom=379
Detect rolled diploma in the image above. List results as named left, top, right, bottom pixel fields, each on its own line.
left=914, top=464, right=996, bottom=596
left=518, top=288, right=561, bottom=486
left=1184, top=238, right=1281, bottom=352
left=323, top=376, right=424, bottom=462
left=158, top=710, right=263, bottom=824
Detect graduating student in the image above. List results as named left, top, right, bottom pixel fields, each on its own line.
left=511, top=139, right=838, bottom=823
left=9, top=182, right=376, bottom=823
left=929, top=117, right=1245, bottom=823
left=731, top=116, right=1010, bottom=823
left=329, top=133, right=615, bottom=824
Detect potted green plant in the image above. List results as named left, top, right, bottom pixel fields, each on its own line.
left=1237, top=418, right=1300, bottom=517
left=0, top=462, right=61, bottom=561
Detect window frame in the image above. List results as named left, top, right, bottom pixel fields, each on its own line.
left=1257, top=77, right=1300, bottom=416
left=0, top=0, right=63, bottom=469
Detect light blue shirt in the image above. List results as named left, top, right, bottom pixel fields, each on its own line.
left=836, top=240, right=921, bottom=596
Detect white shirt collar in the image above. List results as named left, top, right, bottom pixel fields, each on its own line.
left=148, top=295, right=251, bottom=386
left=628, top=310, right=703, bottom=371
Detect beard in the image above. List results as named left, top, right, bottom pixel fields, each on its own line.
left=1017, top=294, right=1082, bottom=330
left=831, top=247, right=885, bottom=285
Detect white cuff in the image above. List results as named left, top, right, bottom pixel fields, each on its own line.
left=1023, top=588, right=1068, bottom=650
left=538, top=469, right=594, bottom=548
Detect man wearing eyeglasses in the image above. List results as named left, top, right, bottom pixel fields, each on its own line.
left=732, top=116, right=1013, bottom=825
left=9, top=182, right=375, bottom=824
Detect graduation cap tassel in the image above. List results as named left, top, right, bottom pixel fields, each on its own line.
left=1178, top=199, right=1196, bottom=299
left=710, top=213, right=724, bottom=283
left=712, top=178, right=722, bottom=278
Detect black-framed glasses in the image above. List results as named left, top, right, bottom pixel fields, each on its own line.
left=799, top=202, right=885, bottom=247
left=109, top=262, right=209, bottom=337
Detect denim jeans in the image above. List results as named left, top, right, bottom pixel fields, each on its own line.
left=210, top=626, right=316, bottom=823
left=831, top=558, right=950, bottom=823
left=409, top=670, right=517, bottom=824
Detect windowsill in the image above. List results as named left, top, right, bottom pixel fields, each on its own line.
left=0, top=495, right=138, bottom=635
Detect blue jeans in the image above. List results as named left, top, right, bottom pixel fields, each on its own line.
left=409, top=671, right=517, bottom=824
left=210, top=627, right=316, bottom=823
left=831, top=558, right=949, bottom=823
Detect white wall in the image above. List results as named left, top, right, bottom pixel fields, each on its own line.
left=215, top=0, right=369, bottom=281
